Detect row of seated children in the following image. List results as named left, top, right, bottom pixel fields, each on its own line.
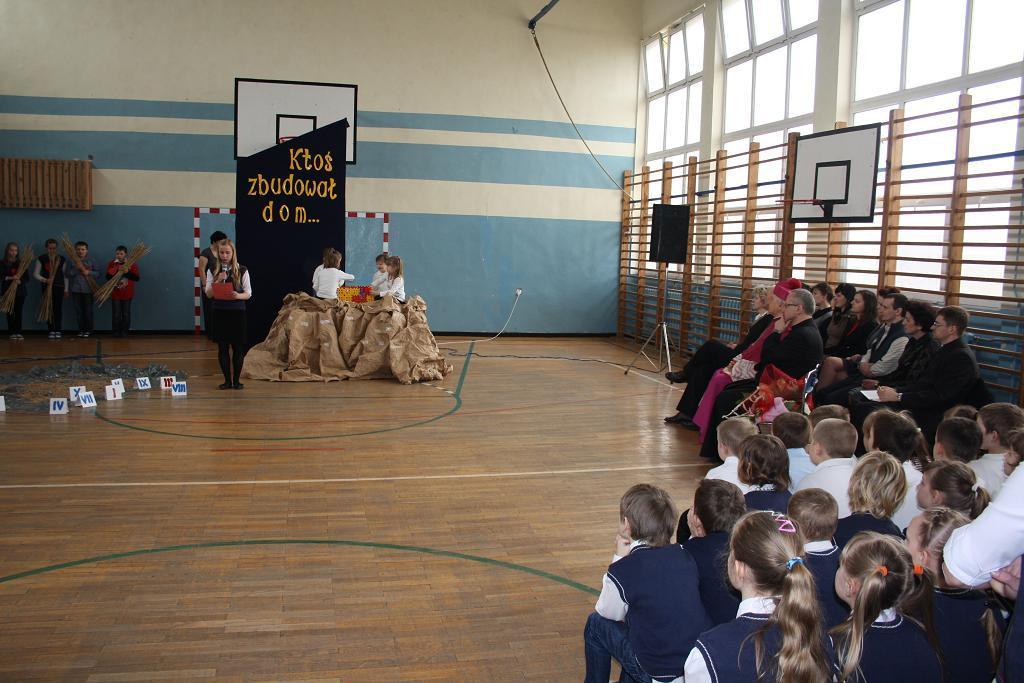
left=312, top=249, right=406, bottom=303
left=584, top=401, right=1023, bottom=682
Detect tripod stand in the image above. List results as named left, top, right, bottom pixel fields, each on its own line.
left=624, top=321, right=677, bottom=376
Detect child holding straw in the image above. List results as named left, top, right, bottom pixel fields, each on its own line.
left=33, top=238, right=68, bottom=339
left=2, top=242, right=29, bottom=340
left=65, top=240, right=99, bottom=338
left=106, top=245, right=140, bottom=337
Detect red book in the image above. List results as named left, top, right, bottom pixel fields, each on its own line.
left=211, top=282, right=235, bottom=300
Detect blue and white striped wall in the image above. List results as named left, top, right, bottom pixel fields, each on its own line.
left=0, top=0, right=641, bottom=333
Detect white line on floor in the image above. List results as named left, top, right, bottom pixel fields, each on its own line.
left=0, top=463, right=708, bottom=490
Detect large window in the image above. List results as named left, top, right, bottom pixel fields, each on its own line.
left=644, top=11, right=705, bottom=165
left=851, top=0, right=1024, bottom=299
left=720, top=0, right=820, bottom=283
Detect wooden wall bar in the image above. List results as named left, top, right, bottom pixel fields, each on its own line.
left=0, top=158, right=93, bottom=210
left=620, top=94, right=1024, bottom=404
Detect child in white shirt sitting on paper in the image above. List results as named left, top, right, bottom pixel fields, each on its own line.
left=370, top=253, right=388, bottom=295
left=377, top=255, right=406, bottom=304
left=312, top=248, right=354, bottom=299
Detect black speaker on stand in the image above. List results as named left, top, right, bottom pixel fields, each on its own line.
left=625, top=203, right=691, bottom=376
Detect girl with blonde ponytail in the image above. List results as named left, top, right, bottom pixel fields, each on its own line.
left=683, top=511, right=837, bottom=683
left=906, top=508, right=1003, bottom=683
left=832, top=532, right=940, bottom=682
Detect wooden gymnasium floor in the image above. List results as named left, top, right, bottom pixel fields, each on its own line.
left=0, top=335, right=712, bottom=681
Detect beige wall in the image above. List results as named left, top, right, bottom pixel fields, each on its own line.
left=0, top=0, right=641, bottom=127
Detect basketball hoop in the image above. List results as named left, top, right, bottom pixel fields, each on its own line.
left=776, top=198, right=840, bottom=221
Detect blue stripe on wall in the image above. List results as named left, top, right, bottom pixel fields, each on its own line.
left=0, top=95, right=235, bottom=120
left=0, top=207, right=617, bottom=334
left=0, top=95, right=634, bottom=143
left=0, top=130, right=632, bottom=189
left=359, top=111, right=635, bottom=144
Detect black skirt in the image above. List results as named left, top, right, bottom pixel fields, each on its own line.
left=211, top=307, right=247, bottom=346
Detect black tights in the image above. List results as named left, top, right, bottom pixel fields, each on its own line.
left=218, top=341, right=245, bottom=385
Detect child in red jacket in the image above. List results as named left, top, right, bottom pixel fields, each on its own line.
left=106, top=245, right=140, bottom=337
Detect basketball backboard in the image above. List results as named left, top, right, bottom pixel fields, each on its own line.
left=234, top=78, right=357, bottom=163
left=788, top=123, right=882, bottom=223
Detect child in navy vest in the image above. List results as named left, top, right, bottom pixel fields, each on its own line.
left=738, top=434, right=793, bottom=513
left=907, top=508, right=1003, bottom=683
left=788, top=488, right=849, bottom=628
left=584, top=484, right=710, bottom=683
left=684, top=511, right=839, bottom=682
left=834, top=451, right=906, bottom=549
left=832, top=532, right=941, bottom=682
left=683, top=479, right=747, bottom=626
left=204, top=239, right=252, bottom=390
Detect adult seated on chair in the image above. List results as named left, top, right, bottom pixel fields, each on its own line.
left=697, top=288, right=824, bottom=461
left=850, top=305, right=979, bottom=444
left=810, top=283, right=833, bottom=329
left=825, top=289, right=878, bottom=358
left=664, top=284, right=776, bottom=420
left=665, top=284, right=772, bottom=385
left=820, top=283, right=854, bottom=346
left=667, top=279, right=796, bottom=432
left=813, top=293, right=908, bottom=406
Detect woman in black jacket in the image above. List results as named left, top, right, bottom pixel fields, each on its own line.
left=826, top=289, right=878, bottom=358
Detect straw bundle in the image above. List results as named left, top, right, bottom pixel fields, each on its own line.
left=59, top=233, right=98, bottom=293
left=36, top=252, right=61, bottom=324
left=0, top=244, right=34, bottom=314
left=95, top=241, right=151, bottom=306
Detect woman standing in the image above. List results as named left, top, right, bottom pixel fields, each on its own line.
left=204, top=239, right=252, bottom=389
left=2, top=242, right=28, bottom=340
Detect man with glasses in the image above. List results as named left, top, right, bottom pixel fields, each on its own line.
left=697, top=288, right=824, bottom=461
left=852, top=305, right=983, bottom=443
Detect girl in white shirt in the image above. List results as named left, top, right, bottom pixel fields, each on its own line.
left=370, top=253, right=388, bottom=295
left=378, top=255, right=406, bottom=303
left=312, top=248, right=354, bottom=299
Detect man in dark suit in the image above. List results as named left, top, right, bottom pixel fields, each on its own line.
left=697, top=288, right=824, bottom=460
left=852, top=305, right=980, bottom=443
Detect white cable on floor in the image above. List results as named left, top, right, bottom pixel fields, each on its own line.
left=439, top=291, right=522, bottom=345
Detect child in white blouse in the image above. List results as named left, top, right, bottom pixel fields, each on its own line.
left=312, top=248, right=354, bottom=299
left=370, top=253, right=388, bottom=295
left=378, top=255, right=406, bottom=303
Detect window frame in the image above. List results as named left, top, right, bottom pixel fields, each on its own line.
left=643, top=9, right=705, bottom=165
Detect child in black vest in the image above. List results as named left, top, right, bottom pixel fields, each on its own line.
left=684, top=510, right=839, bottom=682
left=788, top=488, right=848, bottom=628
left=738, top=434, right=793, bottom=513
left=683, top=479, right=747, bottom=626
left=907, top=508, right=1003, bottom=683
left=835, top=451, right=907, bottom=548
left=584, top=484, right=710, bottom=683
left=832, top=532, right=941, bottom=682
left=204, top=239, right=251, bottom=389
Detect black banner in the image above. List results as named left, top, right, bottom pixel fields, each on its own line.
left=235, top=118, right=348, bottom=343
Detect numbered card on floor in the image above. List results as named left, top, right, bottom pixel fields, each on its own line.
left=160, top=376, right=176, bottom=390
left=49, top=398, right=69, bottom=415
left=111, top=378, right=124, bottom=391
left=171, top=381, right=188, bottom=396
left=0, top=395, right=6, bottom=412
left=135, top=377, right=152, bottom=390
left=68, top=386, right=86, bottom=404
left=78, top=391, right=97, bottom=408
left=105, top=385, right=123, bottom=401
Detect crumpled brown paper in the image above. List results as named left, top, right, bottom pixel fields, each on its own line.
left=241, top=293, right=453, bottom=384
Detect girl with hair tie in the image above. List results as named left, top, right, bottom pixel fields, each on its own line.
left=204, top=239, right=252, bottom=390
left=684, top=510, right=838, bottom=683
